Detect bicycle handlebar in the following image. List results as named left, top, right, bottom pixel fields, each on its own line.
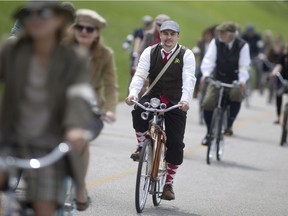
left=0, top=143, right=70, bottom=170
left=208, top=78, right=239, bottom=88
left=132, top=100, right=182, bottom=113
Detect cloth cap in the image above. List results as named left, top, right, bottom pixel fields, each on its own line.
left=142, top=15, right=153, bottom=24
left=216, top=22, right=237, bottom=33
left=13, top=0, right=74, bottom=22
left=76, top=9, right=107, bottom=29
left=160, top=20, right=180, bottom=33
left=245, top=24, right=255, bottom=33
left=155, top=14, right=170, bottom=25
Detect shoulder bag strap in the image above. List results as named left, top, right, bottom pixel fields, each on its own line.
left=142, top=45, right=182, bottom=97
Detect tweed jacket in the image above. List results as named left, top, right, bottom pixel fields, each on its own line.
left=0, top=38, right=94, bottom=148
left=90, top=43, right=118, bottom=113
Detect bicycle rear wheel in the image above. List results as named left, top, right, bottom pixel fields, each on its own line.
left=206, top=109, right=221, bottom=165
left=135, top=139, right=152, bottom=213
left=152, top=141, right=166, bottom=206
left=216, top=110, right=225, bottom=161
left=280, top=105, right=288, bottom=146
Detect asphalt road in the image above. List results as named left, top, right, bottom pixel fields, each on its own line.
left=76, top=92, right=288, bottom=216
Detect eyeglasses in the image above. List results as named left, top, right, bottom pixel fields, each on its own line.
left=24, top=8, right=55, bottom=20
left=75, top=24, right=96, bottom=33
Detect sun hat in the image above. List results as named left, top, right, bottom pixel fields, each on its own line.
left=160, top=20, right=180, bottom=33
left=155, top=14, right=170, bottom=25
left=13, top=0, right=74, bottom=22
left=75, top=9, right=107, bottom=29
left=216, top=22, right=237, bottom=33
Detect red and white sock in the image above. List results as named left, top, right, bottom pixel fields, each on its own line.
left=135, top=131, right=147, bottom=147
left=165, top=163, right=179, bottom=185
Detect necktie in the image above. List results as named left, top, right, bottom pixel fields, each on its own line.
left=163, top=51, right=170, bottom=63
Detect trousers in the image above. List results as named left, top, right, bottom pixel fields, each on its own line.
left=131, top=96, right=187, bottom=165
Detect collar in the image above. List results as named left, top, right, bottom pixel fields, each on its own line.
left=227, top=39, right=235, bottom=49
left=160, top=43, right=178, bottom=54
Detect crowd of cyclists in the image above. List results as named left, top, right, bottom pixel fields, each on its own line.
left=0, top=1, right=287, bottom=215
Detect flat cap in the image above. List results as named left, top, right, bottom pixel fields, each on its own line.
left=155, top=14, right=170, bottom=25
left=216, top=21, right=237, bottom=33
left=160, top=20, right=180, bottom=33
left=76, top=9, right=107, bottom=29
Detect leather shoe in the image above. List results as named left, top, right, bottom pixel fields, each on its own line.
left=162, top=184, right=175, bottom=200
left=201, top=134, right=210, bottom=146
left=130, top=147, right=142, bottom=161
left=224, top=128, right=233, bottom=136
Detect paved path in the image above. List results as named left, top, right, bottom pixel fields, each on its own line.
left=76, top=92, right=288, bottom=216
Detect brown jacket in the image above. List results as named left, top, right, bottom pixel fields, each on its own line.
left=90, top=43, right=118, bottom=113
left=0, top=38, right=94, bottom=148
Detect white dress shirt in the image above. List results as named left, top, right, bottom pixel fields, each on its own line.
left=129, top=44, right=196, bottom=105
left=200, top=38, right=251, bottom=84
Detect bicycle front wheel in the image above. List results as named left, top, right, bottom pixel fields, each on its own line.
left=135, top=139, right=152, bottom=213
left=206, top=108, right=221, bottom=165
left=152, top=141, right=167, bottom=206
left=216, top=110, right=225, bottom=161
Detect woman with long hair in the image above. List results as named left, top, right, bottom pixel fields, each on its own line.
left=65, top=9, right=118, bottom=123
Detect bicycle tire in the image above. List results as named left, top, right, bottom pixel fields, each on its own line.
left=216, top=110, right=224, bottom=161
left=135, top=139, right=152, bottom=213
left=57, top=178, right=76, bottom=216
left=280, top=105, right=288, bottom=146
left=206, top=109, right=220, bottom=165
left=152, top=139, right=166, bottom=206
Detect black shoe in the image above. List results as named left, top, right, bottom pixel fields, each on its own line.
left=130, top=147, right=142, bottom=161
left=201, top=134, right=210, bottom=146
left=224, top=128, right=233, bottom=136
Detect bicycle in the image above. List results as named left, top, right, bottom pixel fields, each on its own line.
left=132, top=98, right=181, bottom=213
left=206, top=78, right=239, bottom=165
left=0, top=142, right=76, bottom=216
left=275, top=72, right=288, bottom=146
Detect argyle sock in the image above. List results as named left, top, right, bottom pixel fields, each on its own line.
left=165, top=163, right=179, bottom=185
left=135, top=131, right=147, bottom=147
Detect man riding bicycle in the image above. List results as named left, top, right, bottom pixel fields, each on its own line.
left=126, top=20, right=196, bottom=200
left=200, top=22, right=250, bottom=145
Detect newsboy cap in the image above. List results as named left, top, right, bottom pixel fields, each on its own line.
left=76, top=9, right=107, bottom=29
left=160, top=20, right=180, bottom=33
left=155, top=14, right=170, bottom=25
left=14, top=0, right=74, bottom=22
left=216, top=22, right=237, bottom=33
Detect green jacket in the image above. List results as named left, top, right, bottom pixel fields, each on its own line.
left=0, top=38, right=94, bottom=148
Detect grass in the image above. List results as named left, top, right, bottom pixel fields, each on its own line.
left=1, top=1, right=288, bottom=100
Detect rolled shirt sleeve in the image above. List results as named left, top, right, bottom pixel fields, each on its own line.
left=181, top=49, right=196, bottom=105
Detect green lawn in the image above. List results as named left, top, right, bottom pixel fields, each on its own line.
left=1, top=1, right=288, bottom=100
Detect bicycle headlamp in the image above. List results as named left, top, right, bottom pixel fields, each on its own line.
left=150, top=98, right=160, bottom=108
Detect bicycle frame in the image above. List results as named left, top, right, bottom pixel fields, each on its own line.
left=206, top=79, right=238, bottom=164
left=133, top=100, right=180, bottom=181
